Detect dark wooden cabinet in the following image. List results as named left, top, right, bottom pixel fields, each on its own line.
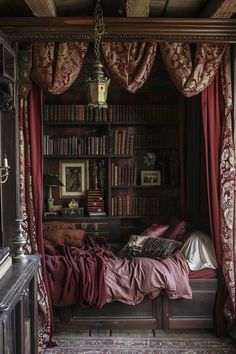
left=0, top=256, right=39, bottom=354
left=162, top=279, right=218, bottom=329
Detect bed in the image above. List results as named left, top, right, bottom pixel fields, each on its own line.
left=43, top=220, right=218, bottom=331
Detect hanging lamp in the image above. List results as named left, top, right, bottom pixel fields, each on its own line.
left=86, top=0, right=110, bottom=108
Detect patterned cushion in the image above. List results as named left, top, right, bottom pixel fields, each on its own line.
left=64, top=229, right=85, bottom=248
left=118, top=235, right=182, bottom=259
left=43, top=222, right=76, bottom=237
left=44, top=223, right=85, bottom=247
left=141, top=224, right=169, bottom=237
left=44, top=228, right=67, bottom=245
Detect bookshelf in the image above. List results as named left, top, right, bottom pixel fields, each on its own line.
left=43, top=102, right=180, bottom=242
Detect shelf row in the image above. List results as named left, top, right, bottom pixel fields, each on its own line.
left=44, top=103, right=179, bottom=124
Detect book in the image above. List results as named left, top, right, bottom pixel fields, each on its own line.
left=88, top=212, right=107, bottom=217
left=0, top=252, right=10, bottom=266
left=0, top=247, right=10, bottom=262
left=0, top=255, right=12, bottom=281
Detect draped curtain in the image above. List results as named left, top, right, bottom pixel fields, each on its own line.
left=101, top=42, right=157, bottom=93
left=31, top=42, right=88, bottom=95
left=159, top=42, right=226, bottom=97
left=19, top=84, right=52, bottom=350
left=19, top=42, right=89, bottom=350
left=160, top=42, right=235, bottom=328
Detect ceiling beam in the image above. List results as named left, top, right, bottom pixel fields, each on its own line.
left=0, top=17, right=236, bottom=43
left=24, top=0, right=57, bottom=17
left=201, top=0, right=236, bottom=19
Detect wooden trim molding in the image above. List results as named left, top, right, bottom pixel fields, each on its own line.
left=0, top=17, right=236, bottom=43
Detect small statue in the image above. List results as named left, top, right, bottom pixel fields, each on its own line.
left=97, top=160, right=105, bottom=190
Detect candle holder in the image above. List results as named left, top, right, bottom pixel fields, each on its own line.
left=0, top=154, right=10, bottom=184
left=13, top=219, right=28, bottom=263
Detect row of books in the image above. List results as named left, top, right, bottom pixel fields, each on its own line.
left=44, top=104, right=111, bottom=123
left=44, top=135, right=108, bottom=156
left=44, top=104, right=178, bottom=123
left=111, top=195, right=178, bottom=217
left=111, top=163, right=137, bottom=186
left=134, top=128, right=178, bottom=148
left=0, top=247, right=12, bottom=281
left=113, top=129, right=134, bottom=155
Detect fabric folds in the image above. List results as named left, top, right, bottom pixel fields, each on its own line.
left=159, top=42, right=226, bottom=97
left=101, top=42, right=157, bottom=93
left=31, top=42, right=88, bottom=95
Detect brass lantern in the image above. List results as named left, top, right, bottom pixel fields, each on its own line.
left=86, top=0, right=110, bottom=108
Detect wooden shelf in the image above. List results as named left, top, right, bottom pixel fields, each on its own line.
left=44, top=121, right=178, bottom=127
left=111, top=185, right=178, bottom=189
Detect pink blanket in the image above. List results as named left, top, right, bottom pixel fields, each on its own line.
left=45, top=236, right=192, bottom=308
left=105, top=251, right=192, bottom=305
left=45, top=239, right=111, bottom=308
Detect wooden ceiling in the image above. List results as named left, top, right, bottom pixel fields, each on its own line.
left=0, top=0, right=234, bottom=18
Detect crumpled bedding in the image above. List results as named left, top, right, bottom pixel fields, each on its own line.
left=105, top=251, right=192, bottom=305
left=45, top=235, right=111, bottom=308
left=45, top=236, right=192, bottom=308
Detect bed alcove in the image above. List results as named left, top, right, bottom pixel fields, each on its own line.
left=0, top=16, right=235, bottom=349
left=43, top=50, right=218, bottom=332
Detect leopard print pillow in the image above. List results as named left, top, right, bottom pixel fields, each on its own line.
left=119, top=235, right=181, bottom=259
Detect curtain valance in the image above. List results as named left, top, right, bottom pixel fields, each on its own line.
left=31, top=42, right=88, bottom=95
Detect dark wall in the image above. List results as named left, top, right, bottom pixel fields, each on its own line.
left=184, top=94, right=210, bottom=232
left=0, top=108, right=17, bottom=248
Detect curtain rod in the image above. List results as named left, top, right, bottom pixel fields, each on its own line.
left=0, top=17, right=235, bottom=43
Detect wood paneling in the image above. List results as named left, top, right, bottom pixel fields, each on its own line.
left=0, top=17, right=236, bottom=43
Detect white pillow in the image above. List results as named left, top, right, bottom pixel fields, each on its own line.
left=180, top=230, right=218, bottom=271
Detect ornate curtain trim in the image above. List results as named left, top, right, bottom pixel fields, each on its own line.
left=19, top=90, right=52, bottom=349
left=101, top=41, right=157, bottom=93
left=219, top=47, right=236, bottom=325
left=31, top=42, right=88, bottom=95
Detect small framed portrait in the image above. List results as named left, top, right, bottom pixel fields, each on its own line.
left=60, top=160, right=89, bottom=197
left=141, top=170, right=161, bottom=186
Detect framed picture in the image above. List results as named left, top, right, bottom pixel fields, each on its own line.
left=60, top=160, right=89, bottom=197
left=141, top=170, right=161, bottom=186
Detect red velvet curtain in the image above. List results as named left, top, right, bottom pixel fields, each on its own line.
left=161, top=42, right=236, bottom=328
left=201, top=72, right=222, bottom=264
left=19, top=84, right=52, bottom=349
left=178, top=95, right=186, bottom=217
left=201, top=50, right=236, bottom=332
left=201, top=73, right=227, bottom=336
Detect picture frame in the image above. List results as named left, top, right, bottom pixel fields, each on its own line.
left=141, top=170, right=161, bottom=186
left=0, top=43, right=15, bottom=82
left=59, top=160, right=89, bottom=197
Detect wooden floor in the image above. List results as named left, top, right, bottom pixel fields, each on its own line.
left=54, top=328, right=212, bottom=338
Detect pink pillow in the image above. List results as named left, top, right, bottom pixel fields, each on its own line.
left=141, top=224, right=170, bottom=237
left=162, top=219, right=190, bottom=243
